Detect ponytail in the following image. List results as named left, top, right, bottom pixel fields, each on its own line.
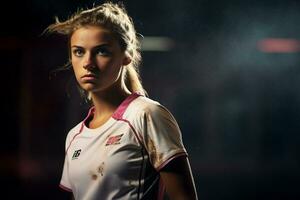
left=125, top=65, right=147, bottom=96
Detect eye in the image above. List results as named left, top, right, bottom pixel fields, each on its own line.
left=95, top=47, right=111, bottom=56
left=72, top=48, right=84, bottom=57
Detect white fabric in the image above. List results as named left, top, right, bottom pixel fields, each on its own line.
left=60, top=94, right=187, bottom=200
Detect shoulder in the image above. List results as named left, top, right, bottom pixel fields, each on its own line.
left=126, top=96, right=164, bottom=115
left=124, top=95, right=177, bottom=124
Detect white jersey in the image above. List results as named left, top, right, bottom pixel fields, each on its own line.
left=59, top=93, right=187, bottom=200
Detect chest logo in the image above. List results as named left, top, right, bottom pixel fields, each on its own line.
left=106, top=134, right=124, bottom=146
left=72, top=149, right=82, bottom=160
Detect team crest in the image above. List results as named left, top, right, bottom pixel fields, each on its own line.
left=106, top=134, right=124, bottom=146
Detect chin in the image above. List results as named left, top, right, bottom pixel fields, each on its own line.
left=81, top=82, right=98, bottom=90
left=84, top=86, right=109, bottom=94
left=82, top=81, right=118, bottom=94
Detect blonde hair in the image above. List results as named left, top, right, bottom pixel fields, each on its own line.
left=45, top=1, right=147, bottom=97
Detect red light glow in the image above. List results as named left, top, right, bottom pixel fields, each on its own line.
left=257, top=38, right=300, bottom=53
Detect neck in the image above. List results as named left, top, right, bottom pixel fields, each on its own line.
left=90, top=79, right=131, bottom=118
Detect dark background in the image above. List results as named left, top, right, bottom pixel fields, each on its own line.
left=1, top=0, right=300, bottom=199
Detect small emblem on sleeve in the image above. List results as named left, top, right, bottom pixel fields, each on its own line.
left=106, top=134, right=124, bottom=146
left=72, top=149, right=82, bottom=160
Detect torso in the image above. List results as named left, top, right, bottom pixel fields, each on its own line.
left=60, top=93, right=187, bottom=200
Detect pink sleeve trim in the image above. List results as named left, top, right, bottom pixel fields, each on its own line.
left=157, top=151, right=188, bottom=171
left=59, top=184, right=72, bottom=192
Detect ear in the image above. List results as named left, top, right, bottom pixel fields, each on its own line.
left=122, top=56, right=131, bottom=66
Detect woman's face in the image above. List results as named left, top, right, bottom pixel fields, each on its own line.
left=70, top=25, right=130, bottom=94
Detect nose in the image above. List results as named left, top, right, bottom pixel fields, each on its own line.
left=83, top=63, right=96, bottom=70
left=83, top=53, right=96, bottom=70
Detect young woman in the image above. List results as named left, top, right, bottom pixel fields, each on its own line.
left=46, top=2, right=198, bottom=200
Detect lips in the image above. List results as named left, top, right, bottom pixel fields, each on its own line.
left=81, top=73, right=98, bottom=81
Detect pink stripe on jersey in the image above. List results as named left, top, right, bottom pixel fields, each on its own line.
left=110, top=93, right=146, bottom=199
left=65, top=107, right=94, bottom=154
left=82, top=106, right=95, bottom=130
left=65, top=93, right=141, bottom=154
left=115, top=118, right=144, bottom=149
left=112, top=92, right=141, bottom=119
left=112, top=92, right=143, bottom=144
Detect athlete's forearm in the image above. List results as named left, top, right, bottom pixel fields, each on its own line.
left=160, top=156, right=198, bottom=200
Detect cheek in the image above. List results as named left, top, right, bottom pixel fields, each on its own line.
left=93, top=60, right=118, bottom=75
left=71, top=60, right=82, bottom=79
left=71, top=56, right=80, bottom=67
left=71, top=57, right=83, bottom=70
left=103, top=61, right=122, bottom=76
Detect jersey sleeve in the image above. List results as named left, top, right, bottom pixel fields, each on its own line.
left=140, top=104, right=188, bottom=170
left=59, top=155, right=72, bottom=192
left=59, top=133, right=73, bottom=192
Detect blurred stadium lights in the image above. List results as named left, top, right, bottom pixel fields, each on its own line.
left=141, top=36, right=174, bottom=51
left=257, top=38, right=300, bottom=53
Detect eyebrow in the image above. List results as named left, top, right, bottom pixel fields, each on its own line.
left=71, top=44, right=111, bottom=49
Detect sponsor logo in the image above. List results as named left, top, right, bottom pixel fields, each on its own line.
left=106, top=134, right=124, bottom=146
left=72, top=149, right=81, bottom=160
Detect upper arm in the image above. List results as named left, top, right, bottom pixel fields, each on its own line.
left=139, top=104, right=187, bottom=169
left=137, top=102, right=197, bottom=199
left=160, top=156, right=198, bottom=200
